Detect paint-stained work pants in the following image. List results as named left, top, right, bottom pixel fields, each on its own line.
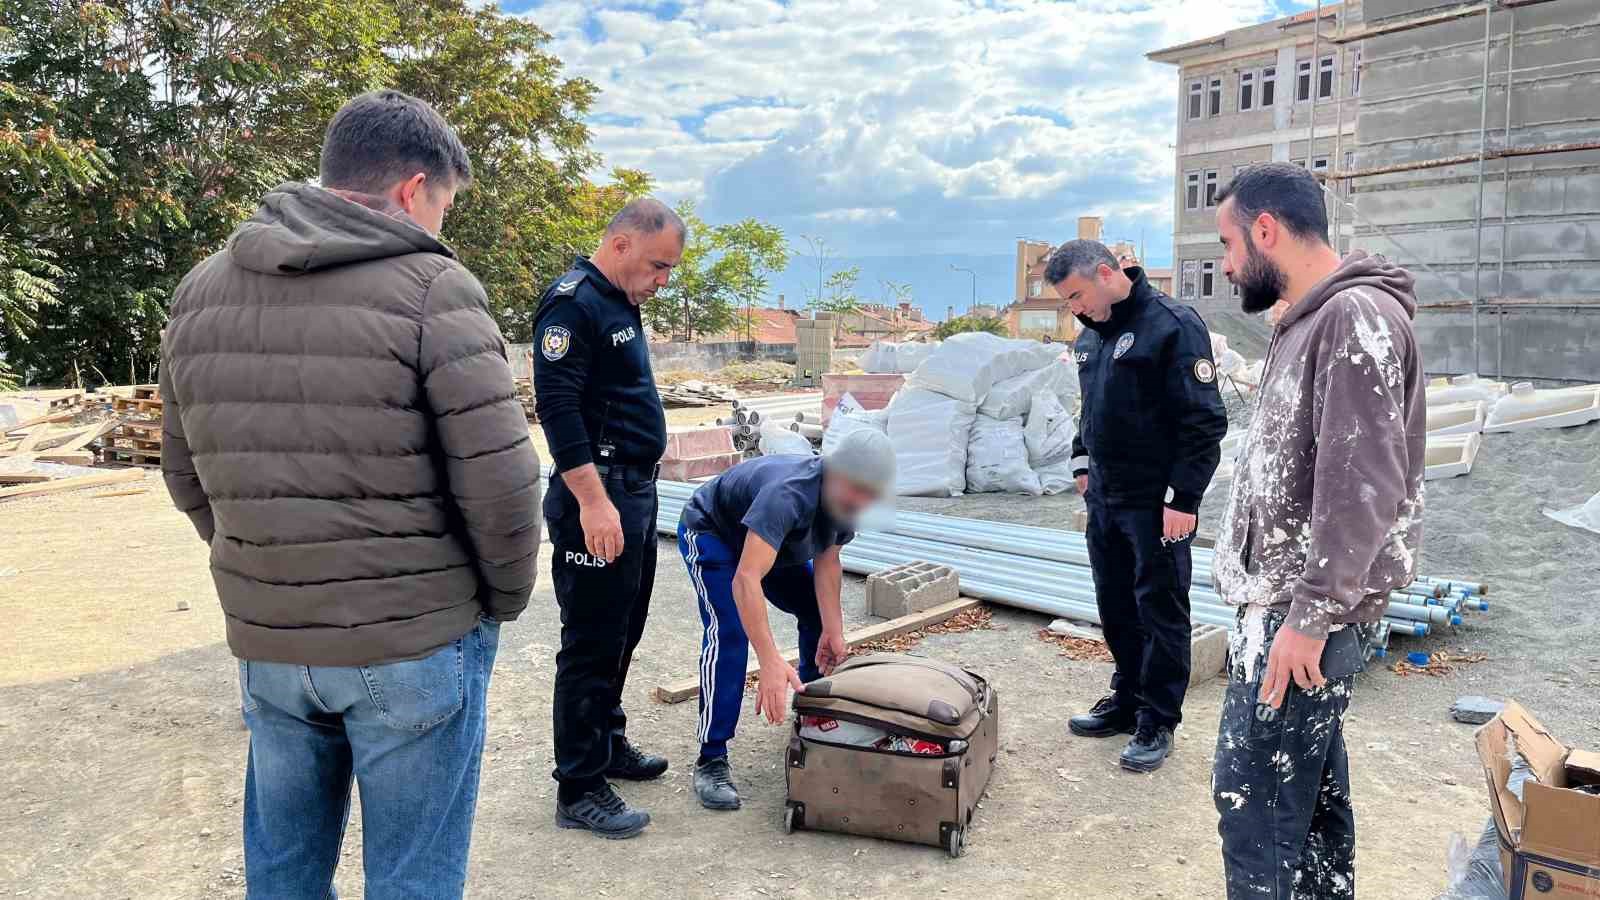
left=1213, top=608, right=1358, bottom=900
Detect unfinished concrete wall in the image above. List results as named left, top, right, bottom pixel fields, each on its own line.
left=1415, top=305, right=1600, bottom=382
left=1353, top=0, right=1600, bottom=377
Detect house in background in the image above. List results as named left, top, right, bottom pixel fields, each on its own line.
left=1005, top=217, right=1170, bottom=342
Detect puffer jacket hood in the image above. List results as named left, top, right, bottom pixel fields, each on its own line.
left=1279, top=249, right=1418, bottom=330
left=228, top=182, right=451, bottom=276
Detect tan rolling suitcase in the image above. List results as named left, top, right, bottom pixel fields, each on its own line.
left=783, top=653, right=999, bottom=857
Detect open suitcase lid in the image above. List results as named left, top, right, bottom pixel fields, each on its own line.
left=794, top=653, right=989, bottom=741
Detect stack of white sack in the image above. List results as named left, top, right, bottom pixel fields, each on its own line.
left=860, top=339, right=940, bottom=374
left=1023, top=390, right=1079, bottom=494
left=979, top=355, right=1080, bottom=420
left=965, top=415, right=1042, bottom=495
left=905, top=332, right=1061, bottom=404
left=820, top=392, right=889, bottom=456
left=887, top=388, right=976, bottom=497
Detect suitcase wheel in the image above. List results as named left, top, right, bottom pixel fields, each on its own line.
left=783, top=802, right=803, bottom=835
left=945, top=824, right=966, bottom=859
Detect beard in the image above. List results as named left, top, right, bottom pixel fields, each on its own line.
left=1234, top=234, right=1287, bottom=314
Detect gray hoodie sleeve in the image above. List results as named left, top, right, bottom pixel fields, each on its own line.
left=419, top=264, right=543, bottom=622
left=1287, top=292, right=1415, bottom=639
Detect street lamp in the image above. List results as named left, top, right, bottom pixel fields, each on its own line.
left=949, top=264, right=976, bottom=314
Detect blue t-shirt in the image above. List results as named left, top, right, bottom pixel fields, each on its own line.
left=682, top=455, right=854, bottom=569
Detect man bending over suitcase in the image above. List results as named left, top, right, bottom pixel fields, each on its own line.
left=677, top=429, right=897, bottom=810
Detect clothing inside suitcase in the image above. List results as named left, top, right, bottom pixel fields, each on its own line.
left=785, top=653, right=999, bottom=857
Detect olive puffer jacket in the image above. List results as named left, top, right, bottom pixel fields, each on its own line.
left=160, top=183, right=541, bottom=666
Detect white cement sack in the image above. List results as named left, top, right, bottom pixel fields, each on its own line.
left=861, top=341, right=898, bottom=374
left=1216, top=347, right=1247, bottom=378
left=893, top=341, right=937, bottom=374
left=887, top=388, right=975, bottom=497
left=821, top=406, right=888, bottom=456
left=1034, top=456, right=1079, bottom=495
left=1023, top=390, right=1076, bottom=465
left=981, top=360, right=1079, bottom=420
left=906, top=332, right=1059, bottom=405
left=760, top=420, right=814, bottom=456
left=1544, top=490, right=1600, bottom=536
left=965, top=415, right=1042, bottom=495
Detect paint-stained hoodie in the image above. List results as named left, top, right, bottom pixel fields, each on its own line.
left=1213, top=251, right=1426, bottom=640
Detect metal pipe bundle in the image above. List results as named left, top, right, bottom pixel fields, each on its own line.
left=649, top=479, right=1486, bottom=651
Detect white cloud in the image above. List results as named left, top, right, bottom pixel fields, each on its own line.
left=515, top=0, right=1282, bottom=259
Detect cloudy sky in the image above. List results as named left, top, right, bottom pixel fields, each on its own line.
left=505, top=0, right=1318, bottom=308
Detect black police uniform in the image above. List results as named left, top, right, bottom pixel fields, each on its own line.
left=533, top=257, right=667, bottom=801
left=1070, top=267, right=1227, bottom=730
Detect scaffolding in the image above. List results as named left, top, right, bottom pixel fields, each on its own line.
left=1307, top=0, right=1594, bottom=377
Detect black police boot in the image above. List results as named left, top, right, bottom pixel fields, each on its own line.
left=1067, top=695, right=1138, bottom=738
left=1119, top=722, right=1174, bottom=773
left=555, top=783, right=651, bottom=839
left=692, top=756, right=741, bottom=811
left=606, top=736, right=669, bottom=781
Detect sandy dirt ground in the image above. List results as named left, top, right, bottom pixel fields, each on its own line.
left=2, top=417, right=1598, bottom=899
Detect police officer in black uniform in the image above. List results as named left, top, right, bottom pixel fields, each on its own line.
left=533, top=198, right=684, bottom=839
left=1046, top=239, right=1227, bottom=773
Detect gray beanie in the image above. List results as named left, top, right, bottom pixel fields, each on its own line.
left=825, top=428, right=897, bottom=494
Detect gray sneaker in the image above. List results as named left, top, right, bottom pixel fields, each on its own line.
left=555, top=783, right=650, bottom=839
left=693, top=757, right=741, bottom=811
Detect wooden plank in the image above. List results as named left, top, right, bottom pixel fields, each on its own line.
left=0, top=467, right=144, bottom=501
left=652, top=596, right=983, bottom=704
left=90, top=487, right=149, bottom=499
left=0, top=472, right=53, bottom=485
left=35, top=450, right=96, bottom=465
left=2, top=408, right=79, bottom=436
left=11, top=425, right=57, bottom=454
left=57, top=418, right=120, bottom=452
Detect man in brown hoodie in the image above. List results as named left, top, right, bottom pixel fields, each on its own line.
left=1208, top=163, right=1426, bottom=899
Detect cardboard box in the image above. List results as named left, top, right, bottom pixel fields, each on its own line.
left=1475, top=701, right=1600, bottom=898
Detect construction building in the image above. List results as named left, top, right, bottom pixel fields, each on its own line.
left=1008, top=217, right=1171, bottom=342
left=1151, top=0, right=1600, bottom=379
left=1349, top=0, right=1600, bottom=380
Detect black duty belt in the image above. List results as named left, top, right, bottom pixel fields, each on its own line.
left=594, top=462, right=660, bottom=482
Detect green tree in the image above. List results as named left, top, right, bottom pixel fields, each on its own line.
left=0, top=76, right=112, bottom=389
left=806, top=266, right=862, bottom=316
left=646, top=202, right=788, bottom=343
left=934, top=314, right=1008, bottom=340
left=0, top=0, right=622, bottom=383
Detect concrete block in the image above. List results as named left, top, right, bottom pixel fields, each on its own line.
left=664, top=426, right=735, bottom=460
left=1190, top=623, right=1228, bottom=687
left=659, top=451, right=742, bottom=482
left=866, top=561, right=960, bottom=619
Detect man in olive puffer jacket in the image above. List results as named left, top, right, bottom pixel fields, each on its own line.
left=159, top=90, right=540, bottom=899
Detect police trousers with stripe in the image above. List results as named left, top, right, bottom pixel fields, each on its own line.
left=677, top=521, right=821, bottom=761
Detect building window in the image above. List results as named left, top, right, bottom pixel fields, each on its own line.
left=1185, top=171, right=1202, bottom=210
left=1019, top=310, right=1057, bottom=332
left=1204, top=169, right=1220, bottom=208
left=1201, top=261, right=1216, bottom=299
left=1318, top=55, right=1336, bottom=100
left=1260, top=66, right=1276, bottom=107
left=1351, top=50, right=1362, bottom=96
left=1239, top=71, right=1255, bottom=111
left=1180, top=260, right=1199, bottom=300
left=1208, top=77, right=1223, bottom=116
left=1297, top=59, right=1313, bottom=102
left=1312, top=156, right=1330, bottom=173
left=1188, top=80, right=1204, bottom=119
left=1028, top=277, right=1042, bottom=298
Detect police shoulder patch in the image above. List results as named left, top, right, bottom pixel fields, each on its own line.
left=1193, top=358, right=1216, bottom=384
left=541, top=325, right=572, bottom=361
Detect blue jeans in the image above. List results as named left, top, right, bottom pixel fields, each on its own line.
left=678, top=522, right=821, bottom=761
left=238, top=618, right=500, bottom=900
